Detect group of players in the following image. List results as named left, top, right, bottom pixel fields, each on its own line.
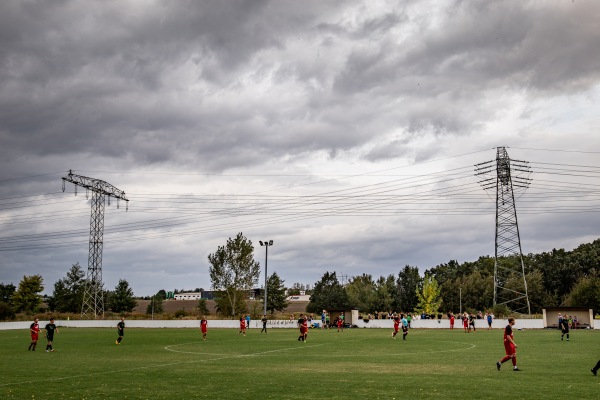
left=28, top=313, right=599, bottom=376
left=29, top=316, right=126, bottom=352
left=28, top=317, right=58, bottom=352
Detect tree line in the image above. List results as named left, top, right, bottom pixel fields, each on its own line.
left=2, top=235, right=598, bottom=320
left=307, top=239, right=600, bottom=316
left=0, top=263, right=137, bottom=320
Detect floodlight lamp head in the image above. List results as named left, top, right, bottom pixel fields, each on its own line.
left=259, top=241, right=264, bottom=246
left=269, top=240, right=273, bottom=246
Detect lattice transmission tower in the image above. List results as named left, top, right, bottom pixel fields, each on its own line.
left=62, top=170, right=129, bottom=319
left=474, top=147, right=532, bottom=315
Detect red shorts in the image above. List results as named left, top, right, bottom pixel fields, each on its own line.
left=201, top=328, right=207, bottom=333
left=31, top=334, right=39, bottom=341
left=463, top=321, right=468, bottom=328
left=504, top=342, right=516, bottom=355
left=394, top=327, right=399, bottom=333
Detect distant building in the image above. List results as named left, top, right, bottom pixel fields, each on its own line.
left=173, top=290, right=216, bottom=300
left=286, top=295, right=311, bottom=302
left=174, top=292, right=203, bottom=300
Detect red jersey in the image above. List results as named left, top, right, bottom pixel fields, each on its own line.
left=240, top=319, right=246, bottom=330
left=393, top=318, right=400, bottom=331
left=301, top=319, right=308, bottom=333
left=503, top=324, right=513, bottom=342
left=30, top=322, right=40, bottom=338
left=200, top=319, right=208, bottom=332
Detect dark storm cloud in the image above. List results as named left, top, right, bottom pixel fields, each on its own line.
left=1, top=1, right=599, bottom=295
left=2, top=1, right=599, bottom=173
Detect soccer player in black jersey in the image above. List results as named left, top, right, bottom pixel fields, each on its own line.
left=116, top=317, right=125, bottom=344
left=560, top=314, right=570, bottom=341
left=44, top=318, right=59, bottom=352
left=592, top=360, right=600, bottom=376
left=261, top=314, right=268, bottom=333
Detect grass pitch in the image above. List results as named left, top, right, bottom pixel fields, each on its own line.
left=1, top=326, right=598, bottom=399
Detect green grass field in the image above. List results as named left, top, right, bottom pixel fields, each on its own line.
left=1, top=326, right=598, bottom=399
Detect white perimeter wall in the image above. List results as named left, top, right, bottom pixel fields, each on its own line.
left=1, top=318, right=598, bottom=330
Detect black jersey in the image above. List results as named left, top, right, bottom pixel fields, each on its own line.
left=117, top=321, right=125, bottom=333
left=45, top=323, right=57, bottom=339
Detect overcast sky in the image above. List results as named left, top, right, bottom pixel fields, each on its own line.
left=1, top=1, right=599, bottom=297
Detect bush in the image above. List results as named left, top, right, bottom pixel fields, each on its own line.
left=0, top=302, right=16, bottom=321
left=174, top=309, right=189, bottom=318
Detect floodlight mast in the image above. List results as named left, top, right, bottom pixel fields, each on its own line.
left=259, top=240, right=273, bottom=316
left=474, top=147, right=532, bottom=315
left=62, top=170, right=129, bottom=319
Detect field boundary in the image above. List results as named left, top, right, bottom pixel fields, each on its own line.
left=2, top=318, right=595, bottom=330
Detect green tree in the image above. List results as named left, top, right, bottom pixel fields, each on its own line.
left=566, top=275, right=600, bottom=312
left=307, top=271, right=349, bottom=314
left=415, top=275, right=442, bottom=315
left=264, top=272, right=288, bottom=314
left=208, top=232, right=260, bottom=317
left=108, top=279, right=137, bottom=313
left=197, top=298, right=210, bottom=316
left=11, top=275, right=44, bottom=313
left=372, top=275, right=394, bottom=314
left=397, top=266, right=421, bottom=312
left=214, top=289, right=247, bottom=316
left=0, top=283, right=16, bottom=304
left=346, top=274, right=375, bottom=313
left=146, top=295, right=164, bottom=314
left=155, top=289, right=167, bottom=300
left=49, top=263, right=85, bottom=313
left=0, top=301, right=16, bottom=320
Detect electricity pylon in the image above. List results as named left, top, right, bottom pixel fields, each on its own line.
left=62, top=170, right=129, bottom=319
left=475, top=147, right=532, bottom=314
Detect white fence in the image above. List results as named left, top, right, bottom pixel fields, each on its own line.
left=1, top=318, right=597, bottom=330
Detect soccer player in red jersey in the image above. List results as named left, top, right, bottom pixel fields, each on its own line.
left=301, top=315, right=309, bottom=342
left=462, top=313, right=469, bottom=333
left=239, top=316, right=246, bottom=336
left=449, top=312, right=455, bottom=330
left=392, top=316, right=400, bottom=339
left=28, top=317, right=40, bottom=351
left=337, top=315, right=344, bottom=332
left=496, top=317, right=521, bottom=371
left=200, top=316, right=208, bottom=341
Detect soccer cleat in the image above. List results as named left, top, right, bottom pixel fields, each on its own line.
left=50, top=349, right=55, bottom=352
left=46, top=350, right=49, bottom=352
left=592, top=369, right=597, bottom=376
left=116, top=340, right=119, bottom=344
left=513, top=368, right=521, bottom=371
left=496, top=362, right=501, bottom=371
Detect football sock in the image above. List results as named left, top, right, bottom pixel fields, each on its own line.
left=500, top=356, right=511, bottom=364
left=511, top=357, right=517, bottom=367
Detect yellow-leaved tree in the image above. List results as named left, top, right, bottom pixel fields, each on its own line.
left=415, top=274, right=442, bottom=315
